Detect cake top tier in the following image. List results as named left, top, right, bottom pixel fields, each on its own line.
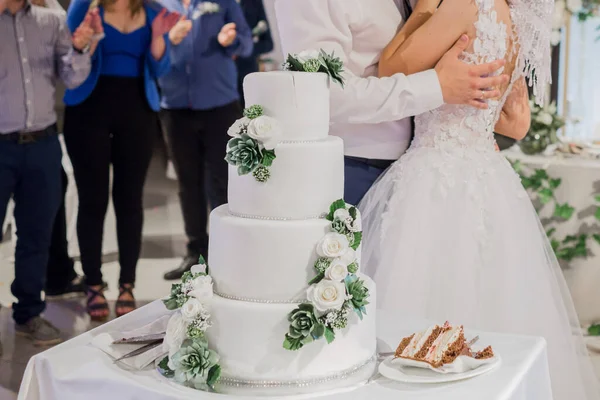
left=243, top=71, right=330, bottom=141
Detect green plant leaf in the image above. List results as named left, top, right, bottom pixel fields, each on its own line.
left=163, top=297, right=179, bottom=311
left=324, top=327, right=335, bottom=344
left=549, top=178, right=562, bottom=189
left=158, top=357, right=175, bottom=378
left=207, top=364, right=222, bottom=388
left=286, top=54, right=304, bottom=71
left=283, top=334, right=306, bottom=351
left=308, top=272, right=325, bottom=285
left=311, top=323, right=326, bottom=340
left=550, top=239, right=560, bottom=252
left=588, top=324, right=600, bottom=336
left=538, top=188, right=553, bottom=204
left=534, top=169, right=549, bottom=180
left=562, top=235, right=578, bottom=243
left=350, top=232, right=363, bottom=250
left=553, top=203, right=575, bottom=220
left=260, top=149, right=277, bottom=167
left=546, top=227, right=557, bottom=237
left=595, top=207, right=600, bottom=222
left=595, top=195, right=600, bottom=203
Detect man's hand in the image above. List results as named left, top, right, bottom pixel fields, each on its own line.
left=435, top=35, right=509, bottom=110
left=72, top=12, right=95, bottom=51
left=169, top=15, right=192, bottom=45
left=218, top=22, right=237, bottom=47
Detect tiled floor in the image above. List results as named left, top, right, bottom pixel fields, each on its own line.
left=2, top=147, right=600, bottom=398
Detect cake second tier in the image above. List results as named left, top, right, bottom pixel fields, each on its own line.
left=209, top=204, right=343, bottom=301
left=228, top=136, right=344, bottom=219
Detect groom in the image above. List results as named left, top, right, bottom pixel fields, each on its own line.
left=276, top=0, right=508, bottom=205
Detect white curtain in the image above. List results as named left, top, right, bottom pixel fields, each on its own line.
left=560, top=16, right=600, bottom=141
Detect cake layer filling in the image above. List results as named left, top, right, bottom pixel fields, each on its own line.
left=243, top=71, right=330, bottom=141
left=227, top=136, right=344, bottom=219
left=205, top=275, right=377, bottom=381
left=209, top=205, right=348, bottom=301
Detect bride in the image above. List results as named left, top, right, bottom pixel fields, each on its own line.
left=359, top=0, right=600, bottom=398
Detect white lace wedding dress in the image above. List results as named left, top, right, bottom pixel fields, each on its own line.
left=359, top=0, right=600, bottom=398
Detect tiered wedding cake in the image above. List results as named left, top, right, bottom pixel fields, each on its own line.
left=206, top=70, right=377, bottom=391
left=160, top=55, right=377, bottom=395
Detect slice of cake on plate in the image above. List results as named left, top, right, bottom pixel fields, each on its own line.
left=394, top=322, right=494, bottom=368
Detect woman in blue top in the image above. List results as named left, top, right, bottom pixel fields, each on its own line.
left=63, top=0, right=179, bottom=320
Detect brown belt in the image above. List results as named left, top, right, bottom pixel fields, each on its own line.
left=0, top=125, right=58, bottom=144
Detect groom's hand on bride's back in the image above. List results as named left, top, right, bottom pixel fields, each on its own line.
left=435, top=35, right=509, bottom=110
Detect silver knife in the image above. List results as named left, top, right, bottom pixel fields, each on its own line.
left=114, top=340, right=163, bottom=363
left=113, top=332, right=166, bottom=345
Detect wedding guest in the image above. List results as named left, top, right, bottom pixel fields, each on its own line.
left=0, top=0, right=93, bottom=345
left=235, top=0, right=273, bottom=107
left=158, top=0, right=252, bottom=280
left=63, top=0, right=179, bottom=320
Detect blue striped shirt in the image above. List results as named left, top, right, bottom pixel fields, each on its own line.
left=0, top=2, right=91, bottom=134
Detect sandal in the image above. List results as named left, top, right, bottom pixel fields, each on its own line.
left=86, top=285, right=110, bottom=322
left=116, top=284, right=136, bottom=318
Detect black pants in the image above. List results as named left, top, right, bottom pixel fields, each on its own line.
left=64, top=76, right=157, bottom=287
left=160, top=101, right=242, bottom=256
left=45, top=165, right=76, bottom=291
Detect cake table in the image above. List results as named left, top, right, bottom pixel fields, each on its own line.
left=18, top=300, right=553, bottom=400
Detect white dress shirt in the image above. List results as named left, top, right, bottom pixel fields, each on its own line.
left=275, top=0, right=444, bottom=160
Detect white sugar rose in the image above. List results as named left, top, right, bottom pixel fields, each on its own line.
left=164, top=313, right=188, bottom=369
left=295, top=49, right=320, bottom=63
left=316, top=233, right=349, bottom=258
left=346, top=215, right=362, bottom=233
left=187, top=275, right=213, bottom=303
left=333, top=208, right=350, bottom=221
left=307, top=280, right=346, bottom=313
left=181, top=298, right=204, bottom=322
left=190, top=263, right=207, bottom=275
left=227, top=117, right=250, bottom=137
left=324, top=260, right=349, bottom=282
left=247, top=115, right=282, bottom=150
left=336, top=248, right=356, bottom=266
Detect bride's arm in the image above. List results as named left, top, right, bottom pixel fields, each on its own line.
left=379, top=0, right=477, bottom=77
left=494, top=78, right=531, bottom=140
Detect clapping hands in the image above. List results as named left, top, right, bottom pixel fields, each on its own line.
left=169, top=15, right=193, bottom=45
left=218, top=22, right=237, bottom=47
left=152, top=8, right=181, bottom=39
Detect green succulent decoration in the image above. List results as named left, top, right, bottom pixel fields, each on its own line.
left=345, top=275, right=369, bottom=320
left=283, top=303, right=324, bottom=351
left=170, top=338, right=221, bottom=390
left=283, top=49, right=345, bottom=87
left=511, top=160, right=600, bottom=262
left=225, top=104, right=280, bottom=182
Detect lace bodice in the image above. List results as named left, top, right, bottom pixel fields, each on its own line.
left=412, top=0, right=512, bottom=154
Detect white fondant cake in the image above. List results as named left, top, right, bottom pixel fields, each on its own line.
left=207, top=70, right=377, bottom=392
left=228, top=136, right=344, bottom=219
left=243, top=71, right=330, bottom=141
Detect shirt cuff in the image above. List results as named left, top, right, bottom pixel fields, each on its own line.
left=404, top=69, right=444, bottom=116
left=66, top=47, right=91, bottom=70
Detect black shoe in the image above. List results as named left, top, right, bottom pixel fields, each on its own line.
left=45, top=276, right=107, bottom=300
left=164, top=254, right=202, bottom=281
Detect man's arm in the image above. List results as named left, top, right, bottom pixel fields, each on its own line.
left=55, top=12, right=91, bottom=89
left=275, top=0, right=443, bottom=125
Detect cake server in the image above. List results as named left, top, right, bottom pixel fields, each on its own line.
left=114, top=340, right=163, bottom=363
left=113, top=332, right=166, bottom=345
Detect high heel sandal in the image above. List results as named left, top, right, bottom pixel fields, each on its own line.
left=86, top=285, right=110, bottom=322
left=116, top=284, right=136, bottom=318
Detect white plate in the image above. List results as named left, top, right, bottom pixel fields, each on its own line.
left=378, top=355, right=501, bottom=384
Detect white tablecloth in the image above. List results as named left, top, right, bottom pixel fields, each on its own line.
left=503, top=146, right=600, bottom=325
left=18, top=301, right=553, bottom=400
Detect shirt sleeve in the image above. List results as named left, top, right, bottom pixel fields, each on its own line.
left=276, top=0, right=444, bottom=125
left=55, top=12, right=91, bottom=89
left=222, top=0, right=253, bottom=58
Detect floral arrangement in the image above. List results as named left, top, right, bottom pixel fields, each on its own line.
left=283, top=200, right=369, bottom=351
left=158, top=256, right=221, bottom=391
left=225, top=105, right=282, bottom=183
left=193, top=2, right=220, bottom=19
left=552, top=0, right=600, bottom=45
left=519, top=101, right=565, bottom=155
left=283, top=49, right=345, bottom=87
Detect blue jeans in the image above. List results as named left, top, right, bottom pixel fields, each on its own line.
left=344, top=157, right=393, bottom=206
left=0, top=134, right=62, bottom=324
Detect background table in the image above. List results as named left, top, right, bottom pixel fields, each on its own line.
left=18, top=301, right=552, bottom=400
left=503, top=146, right=600, bottom=326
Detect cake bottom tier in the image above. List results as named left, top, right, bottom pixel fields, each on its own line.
left=206, top=275, right=377, bottom=384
